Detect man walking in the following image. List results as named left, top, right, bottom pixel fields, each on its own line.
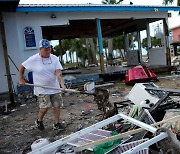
left=19, top=39, right=66, bottom=131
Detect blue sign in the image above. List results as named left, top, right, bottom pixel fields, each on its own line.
left=24, top=27, right=36, bottom=48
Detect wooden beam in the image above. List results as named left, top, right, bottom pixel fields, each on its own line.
left=96, top=18, right=104, bottom=73
left=0, top=12, right=15, bottom=105
left=163, top=18, right=171, bottom=66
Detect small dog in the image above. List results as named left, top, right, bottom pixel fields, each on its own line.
left=94, top=88, right=116, bottom=119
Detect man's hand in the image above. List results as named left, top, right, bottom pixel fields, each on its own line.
left=55, top=69, right=66, bottom=92
left=61, top=85, right=66, bottom=92
left=19, top=79, right=26, bottom=86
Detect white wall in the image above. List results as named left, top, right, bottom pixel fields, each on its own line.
left=0, top=10, right=168, bottom=93
left=0, top=34, right=8, bottom=93
left=148, top=47, right=166, bottom=66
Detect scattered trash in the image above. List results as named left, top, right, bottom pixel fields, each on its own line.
left=20, top=104, right=27, bottom=107
left=84, top=82, right=95, bottom=92
left=76, top=124, right=83, bottom=131
left=55, top=144, right=74, bottom=154
left=31, top=138, right=50, bottom=151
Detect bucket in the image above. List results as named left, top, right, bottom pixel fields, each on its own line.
left=84, top=82, right=95, bottom=92
left=28, top=72, right=33, bottom=84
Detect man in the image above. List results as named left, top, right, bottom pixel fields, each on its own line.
left=19, top=39, right=66, bottom=131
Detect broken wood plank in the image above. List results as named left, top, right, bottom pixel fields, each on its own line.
left=145, top=87, right=180, bottom=94
left=24, top=83, right=94, bottom=95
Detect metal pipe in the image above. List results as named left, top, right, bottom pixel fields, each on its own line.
left=118, top=113, right=157, bottom=133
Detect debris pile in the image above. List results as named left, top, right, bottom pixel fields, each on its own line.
left=28, top=82, right=180, bottom=154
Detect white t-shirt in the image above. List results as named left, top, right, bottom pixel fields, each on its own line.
left=22, top=53, right=63, bottom=96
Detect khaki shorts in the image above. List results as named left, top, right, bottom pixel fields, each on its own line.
left=37, top=93, right=63, bottom=108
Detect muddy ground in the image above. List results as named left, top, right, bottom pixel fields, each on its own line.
left=0, top=76, right=180, bottom=154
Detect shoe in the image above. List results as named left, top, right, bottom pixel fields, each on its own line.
left=35, top=119, right=45, bottom=131
left=53, top=123, right=64, bottom=130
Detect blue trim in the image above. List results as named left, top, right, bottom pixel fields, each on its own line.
left=96, top=18, right=103, bottom=54
left=16, top=5, right=180, bottom=12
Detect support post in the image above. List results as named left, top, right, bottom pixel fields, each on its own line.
left=96, top=18, right=104, bottom=73
left=137, top=30, right=142, bottom=63
left=0, top=12, right=15, bottom=106
left=146, top=22, right=151, bottom=48
left=124, top=33, right=129, bottom=53
left=163, top=18, right=171, bottom=66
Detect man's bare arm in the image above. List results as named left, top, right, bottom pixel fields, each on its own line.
left=55, top=69, right=66, bottom=92
left=19, top=65, right=26, bottom=86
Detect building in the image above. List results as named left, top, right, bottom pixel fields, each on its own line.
left=0, top=2, right=180, bottom=104
left=170, top=25, right=180, bottom=56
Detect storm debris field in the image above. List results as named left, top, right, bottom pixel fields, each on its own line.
left=0, top=76, right=180, bottom=154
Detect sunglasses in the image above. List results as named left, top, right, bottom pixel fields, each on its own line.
left=41, top=56, right=52, bottom=64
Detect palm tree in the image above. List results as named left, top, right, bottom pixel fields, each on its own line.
left=102, top=0, right=123, bottom=4
left=113, top=35, right=125, bottom=60
left=163, top=0, right=180, bottom=6
left=71, top=38, right=87, bottom=66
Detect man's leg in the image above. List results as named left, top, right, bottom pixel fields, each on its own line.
left=38, top=108, right=48, bottom=121
left=51, top=93, right=64, bottom=130
left=36, top=94, right=51, bottom=130
left=53, top=107, right=60, bottom=124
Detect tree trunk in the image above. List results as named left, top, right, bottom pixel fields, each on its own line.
left=69, top=51, right=72, bottom=63
left=59, top=40, right=64, bottom=63
left=86, top=38, right=92, bottom=65
left=89, top=38, right=97, bottom=65
left=108, top=38, right=113, bottom=66
left=105, top=48, right=108, bottom=67
left=66, top=51, right=68, bottom=63
left=71, top=52, right=74, bottom=63
left=119, top=49, right=125, bottom=60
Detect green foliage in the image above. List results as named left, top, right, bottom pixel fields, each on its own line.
left=163, top=0, right=174, bottom=5
left=142, top=37, right=162, bottom=48
left=163, top=0, right=180, bottom=6
left=71, top=38, right=88, bottom=66
left=62, top=39, right=73, bottom=52
left=103, top=39, right=108, bottom=48
left=52, top=45, right=60, bottom=56
left=113, top=35, right=124, bottom=50
left=142, top=38, right=148, bottom=48
left=53, top=38, right=89, bottom=66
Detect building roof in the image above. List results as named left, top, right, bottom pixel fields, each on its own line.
left=16, top=4, right=180, bottom=12
left=171, top=25, right=180, bottom=30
